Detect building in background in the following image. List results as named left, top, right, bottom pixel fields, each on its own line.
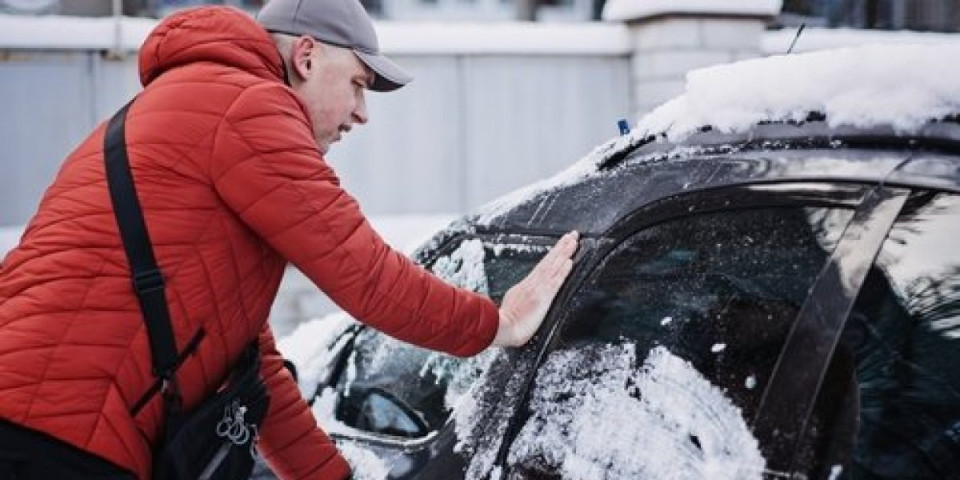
left=779, top=0, right=960, bottom=31
left=0, top=0, right=593, bottom=20
left=4, top=0, right=959, bottom=325
left=2, top=0, right=959, bottom=27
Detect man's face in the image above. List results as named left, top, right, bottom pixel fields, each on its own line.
left=292, top=38, right=373, bottom=154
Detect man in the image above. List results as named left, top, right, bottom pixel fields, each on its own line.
left=0, top=0, right=578, bottom=479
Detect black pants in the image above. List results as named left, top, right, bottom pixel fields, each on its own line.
left=0, top=421, right=135, bottom=480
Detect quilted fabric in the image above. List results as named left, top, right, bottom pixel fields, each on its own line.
left=0, top=6, right=498, bottom=479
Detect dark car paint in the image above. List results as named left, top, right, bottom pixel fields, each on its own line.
left=752, top=186, right=910, bottom=474
left=478, top=119, right=960, bottom=236
left=362, top=184, right=881, bottom=479
left=264, top=121, right=960, bottom=480
left=476, top=150, right=903, bottom=236
left=494, top=183, right=886, bottom=478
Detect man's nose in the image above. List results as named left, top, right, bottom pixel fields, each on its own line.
left=353, top=94, right=368, bottom=125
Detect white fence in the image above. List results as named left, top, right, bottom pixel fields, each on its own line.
left=0, top=15, right=632, bottom=226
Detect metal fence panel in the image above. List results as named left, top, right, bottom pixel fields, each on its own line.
left=463, top=54, right=630, bottom=209
left=0, top=50, right=629, bottom=225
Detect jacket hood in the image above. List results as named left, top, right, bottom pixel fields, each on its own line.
left=139, top=6, right=285, bottom=87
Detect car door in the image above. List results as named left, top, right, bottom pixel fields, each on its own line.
left=497, top=182, right=870, bottom=480
left=312, top=232, right=559, bottom=479
left=822, top=190, right=960, bottom=480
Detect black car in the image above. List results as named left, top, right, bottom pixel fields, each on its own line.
left=262, top=46, right=960, bottom=480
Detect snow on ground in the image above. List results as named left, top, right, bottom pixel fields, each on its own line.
left=0, top=226, right=21, bottom=260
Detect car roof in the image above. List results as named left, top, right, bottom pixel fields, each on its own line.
left=471, top=135, right=957, bottom=235
left=465, top=44, right=960, bottom=236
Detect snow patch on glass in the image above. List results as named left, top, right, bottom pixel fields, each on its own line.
left=490, top=242, right=547, bottom=257
left=431, top=238, right=489, bottom=295
left=454, top=348, right=540, bottom=479
left=508, top=344, right=766, bottom=479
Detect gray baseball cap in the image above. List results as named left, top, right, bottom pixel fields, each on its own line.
left=257, top=0, right=412, bottom=92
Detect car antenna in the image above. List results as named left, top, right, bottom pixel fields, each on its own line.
left=786, top=22, right=806, bottom=54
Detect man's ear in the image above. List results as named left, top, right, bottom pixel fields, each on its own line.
left=291, top=35, right=317, bottom=80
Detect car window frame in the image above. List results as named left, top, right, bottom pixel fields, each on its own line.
left=828, top=189, right=960, bottom=479
left=751, top=185, right=911, bottom=475
left=493, top=180, right=880, bottom=475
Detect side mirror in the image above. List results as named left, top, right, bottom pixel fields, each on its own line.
left=356, top=388, right=431, bottom=438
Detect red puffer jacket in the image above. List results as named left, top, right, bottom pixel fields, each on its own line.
left=0, top=6, right=498, bottom=479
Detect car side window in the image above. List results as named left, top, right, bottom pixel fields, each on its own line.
left=507, top=205, right=853, bottom=479
left=840, top=192, right=960, bottom=479
left=334, top=237, right=549, bottom=438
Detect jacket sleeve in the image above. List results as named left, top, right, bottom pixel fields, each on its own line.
left=256, top=323, right=352, bottom=480
left=209, top=82, right=499, bottom=357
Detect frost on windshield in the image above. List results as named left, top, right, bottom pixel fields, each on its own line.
left=431, top=238, right=489, bottom=295
left=507, top=344, right=766, bottom=479
left=344, top=237, right=495, bottom=399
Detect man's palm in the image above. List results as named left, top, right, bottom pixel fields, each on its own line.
left=493, top=231, right=579, bottom=347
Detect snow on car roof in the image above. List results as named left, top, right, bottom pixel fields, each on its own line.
left=636, top=43, right=960, bottom=142
left=473, top=43, right=960, bottom=226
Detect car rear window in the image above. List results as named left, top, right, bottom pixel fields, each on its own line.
left=841, top=192, right=960, bottom=479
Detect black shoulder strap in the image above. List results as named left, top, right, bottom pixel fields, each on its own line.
left=103, top=101, right=180, bottom=382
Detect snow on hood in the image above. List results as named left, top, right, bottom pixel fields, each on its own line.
left=508, top=344, right=766, bottom=479
left=636, top=43, right=960, bottom=142
left=277, top=311, right=358, bottom=399
left=337, top=442, right=391, bottom=480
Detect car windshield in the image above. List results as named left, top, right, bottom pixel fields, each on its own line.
left=333, top=238, right=550, bottom=437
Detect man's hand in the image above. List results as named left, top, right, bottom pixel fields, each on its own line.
left=492, top=230, right=579, bottom=347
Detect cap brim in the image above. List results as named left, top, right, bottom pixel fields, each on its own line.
left=354, top=50, right=412, bottom=92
